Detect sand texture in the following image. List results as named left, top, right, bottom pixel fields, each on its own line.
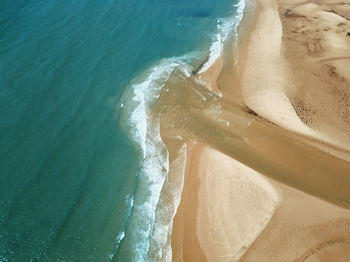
left=172, top=144, right=279, bottom=262
left=152, top=0, right=350, bottom=261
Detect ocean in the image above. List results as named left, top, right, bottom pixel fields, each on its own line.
left=0, top=0, right=244, bottom=261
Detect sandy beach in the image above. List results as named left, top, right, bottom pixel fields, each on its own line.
left=171, top=144, right=279, bottom=262
left=154, top=0, right=350, bottom=261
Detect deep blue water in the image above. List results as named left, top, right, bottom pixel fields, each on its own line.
left=0, top=0, right=242, bottom=261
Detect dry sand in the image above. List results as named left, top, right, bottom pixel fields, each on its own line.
left=172, top=144, right=279, bottom=262
left=241, top=178, right=350, bottom=262
left=163, top=0, right=350, bottom=261
left=239, top=1, right=350, bottom=261
left=240, top=0, right=318, bottom=138
left=279, top=0, right=350, bottom=150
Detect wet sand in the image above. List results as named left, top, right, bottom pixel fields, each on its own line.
left=156, top=0, right=350, bottom=261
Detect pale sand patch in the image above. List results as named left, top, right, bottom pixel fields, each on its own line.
left=196, top=146, right=279, bottom=262
left=241, top=178, right=350, bottom=262
left=241, top=0, right=317, bottom=137
left=278, top=0, right=350, bottom=149
left=236, top=1, right=350, bottom=259
left=172, top=144, right=279, bottom=262
left=239, top=0, right=350, bottom=152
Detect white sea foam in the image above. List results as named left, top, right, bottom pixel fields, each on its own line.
left=117, top=57, right=191, bottom=262
left=197, top=0, right=246, bottom=74
left=197, top=31, right=223, bottom=74
left=116, top=1, right=247, bottom=260
left=148, top=138, right=187, bottom=262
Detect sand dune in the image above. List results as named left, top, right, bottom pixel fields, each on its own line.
left=279, top=0, right=350, bottom=149
left=240, top=0, right=316, bottom=137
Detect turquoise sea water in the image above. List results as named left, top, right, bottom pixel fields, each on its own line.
left=0, top=0, right=243, bottom=261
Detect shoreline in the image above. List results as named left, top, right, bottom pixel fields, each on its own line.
left=166, top=0, right=350, bottom=261
left=170, top=2, right=269, bottom=261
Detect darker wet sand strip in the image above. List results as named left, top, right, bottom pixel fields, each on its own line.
left=171, top=143, right=207, bottom=262
left=157, top=75, right=350, bottom=209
